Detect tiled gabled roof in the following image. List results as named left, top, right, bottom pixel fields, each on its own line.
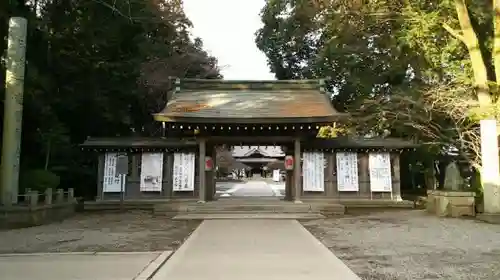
left=153, top=79, right=346, bottom=123
left=232, top=146, right=285, bottom=158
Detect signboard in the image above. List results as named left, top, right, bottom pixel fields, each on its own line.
left=173, top=152, right=195, bottom=191
left=103, top=152, right=122, bottom=192
left=368, top=152, right=392, bottom=192
left=336, top=152, right=359, bottom=192
left=140, top=153, right=164, bottom=192
left=302, top=152, right=325, bottom=192
left=116, top=155, right=129, bottom=175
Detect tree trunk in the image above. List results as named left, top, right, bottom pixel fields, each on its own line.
left=451, top=0, right=500, bottom=213
left=493, top=0, right=500, bottom=85
left=454, top=0, right=491, bottom=105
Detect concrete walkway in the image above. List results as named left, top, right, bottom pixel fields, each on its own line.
left=0, top=251, right=172, bottom=280
left=216, top=180, right=283, bottom=198
left=152, top=220, right=361, bottom=280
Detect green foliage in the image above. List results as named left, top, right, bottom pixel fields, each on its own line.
left=468, top=104, right=500, bottom=121
left=1, top=0, right=220, bottom=198
left=256, top=0, right=415, bottom=109
left=256, top=0, right=498, bottom=171
left=20, top=169, right=60, bottom=193
left=317, top=122, right=351, bottom=138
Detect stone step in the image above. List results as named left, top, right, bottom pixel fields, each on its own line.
left=172, top=213, right=326, bottom=220
left=185, top=205, right=313, bottom=213
left=154, top=202, right=346, bottom=215
left=180, top=210, right=316, bottom=215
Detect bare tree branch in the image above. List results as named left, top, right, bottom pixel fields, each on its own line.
left=442, top=23, right=465, bottom=43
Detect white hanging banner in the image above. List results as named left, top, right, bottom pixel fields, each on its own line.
left=173, top=152, right=195, bottom=191
left=302, top=152, right=325, bottom=192
left=336, top=152, right=359, bottom=192
left=140, top=153, right=163, bottom=192
left=103, top=152, right=123, bottom=192
left=368, top=152, right=392, bottom=192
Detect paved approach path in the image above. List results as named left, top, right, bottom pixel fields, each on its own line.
left=0, top=251, right=172, bottom=280
left=152, top=219, right=361, bottom=280
left=216, top=179, right=285, bottom=197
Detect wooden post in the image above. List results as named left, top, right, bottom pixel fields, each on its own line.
left=293, top=138, right=302, bottom=203
left=131, top=154, right=139, bottom=180
left=25, top=188, right=31, bottom=204
left=326, top=153, right=337, bottom=197
left=68, top=188, right=75, bottom=202
left=210, top=145, right=217, bottom=201
left=56, top=188, right=64, bottom=203
left=198, top=139, right=206, bottom=203
left=163, top=153, right=174, bottom=199
left=392, top=153, right=402, bottom=201
left=285, top=168, right=293, bottom=201
left=358, top=153, right=370, bottom=198
left=44, top=188, right=53, bottom=205
left=97, top=154, right=104, bottom=200
left=29, top=191, right=38, bottom=208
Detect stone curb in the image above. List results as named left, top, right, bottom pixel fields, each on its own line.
left=172, top=213, right=325, bottom=220
left=0, top=251, right=165, bottom=257
left=134, top=250, right=173, bottom=280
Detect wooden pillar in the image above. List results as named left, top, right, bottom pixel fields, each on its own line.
left=205, top=144, right=216, bottom=201
left=285, top=172, right=293, bottom=200
left=392, top=153, right=402, bottom=201
left=131, top=154, right=139, bottom=180
left=96, top=154, right=104, bottom=200
left=358, top=153, right=370, bottom=198
left=212, top=146, right=217, bottom=200
left=294, top=138, right=302, bottom=203
left=163, top=153, right=174, bottom=199
left=198, top=139, right=206, bottom=203
left=281, top=144, right=292, bottom=201
left=326, top=153, right=337, bottom=197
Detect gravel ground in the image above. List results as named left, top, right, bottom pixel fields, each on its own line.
left=301, top=210, right=500, bottom=280
left=0, top=211, right=200, bottom=253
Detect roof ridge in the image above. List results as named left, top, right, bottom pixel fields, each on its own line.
left=172, top=78, right=326, bottom=92
left=173, top=78, right=323, bottom=83
left=177, top=88, right=322, bottom=93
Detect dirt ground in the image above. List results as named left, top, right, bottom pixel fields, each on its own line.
left=3, top=209, right=499, bottom=280
left=0, top=211, right=200, bottom=253
left=302, top=210, right=500, bottom=280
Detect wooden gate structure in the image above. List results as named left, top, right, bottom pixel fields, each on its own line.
left=81, top=79, right=417, bottom=209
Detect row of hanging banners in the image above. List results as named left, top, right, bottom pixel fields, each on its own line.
left=102, top=152, right=196, bottom=192
left=103, top=151, right=392, bottom=193
left=302, top=152, right=393, bottom=193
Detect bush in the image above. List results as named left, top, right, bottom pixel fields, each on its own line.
left=20, top=169, right=60, bottom=193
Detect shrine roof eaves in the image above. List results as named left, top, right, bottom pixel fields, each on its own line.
left=303, top=137, right=419, bottom=150
left=80, top=137, right=197, bottom=149
left=153, top=78, right=347, bottom=123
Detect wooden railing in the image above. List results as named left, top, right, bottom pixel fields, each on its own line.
left=17, top=188, right=75, bottom=208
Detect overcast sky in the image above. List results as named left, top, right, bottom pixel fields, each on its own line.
left=183, top=0, right=275, bottom=80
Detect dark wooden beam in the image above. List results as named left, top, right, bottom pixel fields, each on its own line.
left=205, top=136, right=295, bottom=145
left=160, top=116, right=347, bottom=124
